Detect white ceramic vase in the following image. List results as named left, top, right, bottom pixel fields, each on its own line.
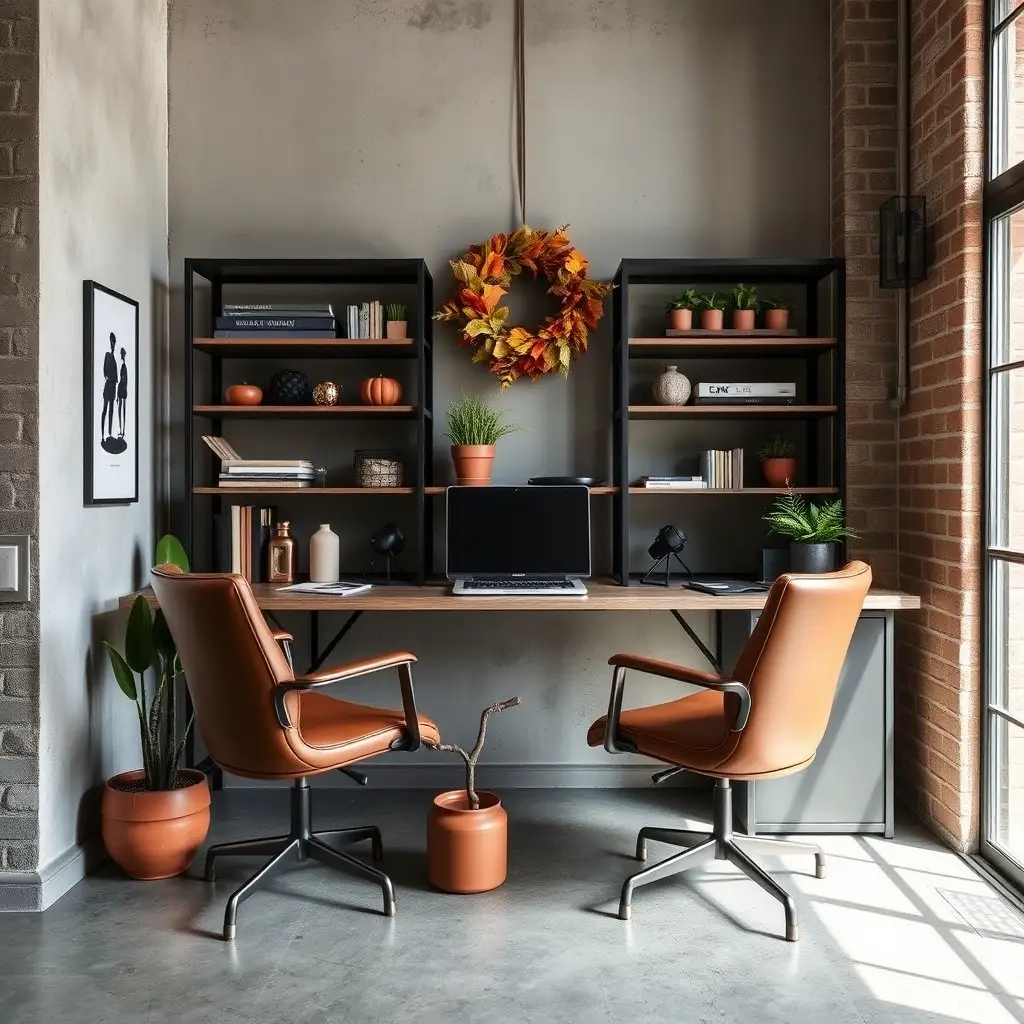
left=309, top=524, right=340, bottom=583
left=652, top=365, right=691, bottom=406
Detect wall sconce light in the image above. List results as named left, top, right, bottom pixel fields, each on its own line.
left=879, top=195, right=927, bottom=288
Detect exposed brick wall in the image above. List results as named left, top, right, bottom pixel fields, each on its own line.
left=895, top=0, right=984, bottom=852
left=0, top=0, right=38, bottom=872
left=830, top=0, right=900, bottom=588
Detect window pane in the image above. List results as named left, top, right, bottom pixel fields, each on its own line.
left=991, top=714, right=1024, bottom=859
left=989, top=559, right=1024, bottom=723
left=987, top=370, right=1024, bottom=549
left=991, top=18, right=1024, bottom=177
left=995, top=1, right=1024, bottom=27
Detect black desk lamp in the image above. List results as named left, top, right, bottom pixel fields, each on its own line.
left=364, top=522, right=406, bottom=584
left=641, top=525, right=692, bottom=587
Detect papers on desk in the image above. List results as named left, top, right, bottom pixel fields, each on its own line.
left=276, top=581, right=373, bottom=596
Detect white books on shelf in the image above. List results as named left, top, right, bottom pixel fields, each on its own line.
left=697, top=449, right=745, bottom=489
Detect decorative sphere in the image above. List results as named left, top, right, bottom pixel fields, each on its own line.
left=313, top=381, right=340, bottom=406
left=268, top=369, right=312, bottom=406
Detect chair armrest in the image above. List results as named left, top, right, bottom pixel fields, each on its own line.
left=603, top=652, right=751, bottom=754
left=272, top=652, right=421, bottom=752
left=270, top=628, right=293, bottom=644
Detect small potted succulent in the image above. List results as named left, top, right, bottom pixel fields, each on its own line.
left=444, top=392, right=521, bottom=486
left=698, top=292, right=728, bottom=331
left=764, top=492, right=857, bottom=574
left=757, top=433, right=797, bottom=487
left=426, top=697, right=521, bottom=893
left=102, top=536, right=210, bottom=880
left=386, top=303, right=408, bottom=340
left=730, top=283, right=759, bottom=331
left=762, top=296, right=792, bottom=332
left=665, top=289, right=700, bottom=331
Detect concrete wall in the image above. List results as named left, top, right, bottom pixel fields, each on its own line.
left=168, top=0, right=830, bottom=782
left=36, top=0, right=168, bottom=872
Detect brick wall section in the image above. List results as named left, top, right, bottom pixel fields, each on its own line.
left=0, top=0, right=38, bottom=872
left=830, top=0, right=900, bottom=588
left=896, top=0, right=985, bottom=852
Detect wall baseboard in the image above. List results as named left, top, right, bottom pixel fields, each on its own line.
left=224, top=763, right=706, bottom=790
left=0, top=837, right=105, bottom=913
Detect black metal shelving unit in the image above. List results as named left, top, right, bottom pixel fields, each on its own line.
left=612, top=258, right=846, bottom=583
left=184, top=257, right=434, bottom=583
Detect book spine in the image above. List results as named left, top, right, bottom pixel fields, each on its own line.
left=230, top=506, right=241, bottom=574
left=360, top=303, right=369, bottom=339
left=693, top=397, right=796, bottom=405
left=213, top=330, right=338, bottom=339
left=222, top=303, right=333, bottom=314
left=215, top=316, right=335, bottom=330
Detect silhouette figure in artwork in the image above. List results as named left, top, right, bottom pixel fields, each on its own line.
left=100, top=332, right=127, bottom=455
left=117, top=347, right=128, bottom=438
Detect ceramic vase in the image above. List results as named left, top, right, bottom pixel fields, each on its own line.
left=652, top=365, right=692, bottom=406
left=309, top=524, right=340, bottom=583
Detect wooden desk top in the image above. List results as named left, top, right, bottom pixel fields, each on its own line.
left=120, top=580, right=920, bottom=613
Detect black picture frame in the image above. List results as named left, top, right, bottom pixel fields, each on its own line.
left=83, top=280, right=139, bottom=506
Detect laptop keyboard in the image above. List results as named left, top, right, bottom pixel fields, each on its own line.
left=460, top=579, right=577, bottom=591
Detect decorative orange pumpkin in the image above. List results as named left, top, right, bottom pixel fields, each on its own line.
left=360, top=375, right=402, bottom=406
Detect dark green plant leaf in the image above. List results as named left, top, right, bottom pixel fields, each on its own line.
left=124, top=596, right=154, bottom=673
left=155, top=534, right=189, bottom=572
left=151, top=609, right=176, bottom=664
left=104, top=642, right=138, bottom=701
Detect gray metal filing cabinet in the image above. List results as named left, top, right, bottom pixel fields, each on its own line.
left=720, top=610, right=894, bottom=838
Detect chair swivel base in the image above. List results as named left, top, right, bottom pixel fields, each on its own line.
left=617, top=778, right=825, bottom=942
left=204, top=777, right=395, bottom=940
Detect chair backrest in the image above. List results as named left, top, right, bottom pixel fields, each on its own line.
left=150, top=566, right=304, bottom=777
left=723, top=560, right=872, bottom=777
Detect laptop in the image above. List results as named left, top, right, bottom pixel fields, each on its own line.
left=446, top=485, right=591, bottom=596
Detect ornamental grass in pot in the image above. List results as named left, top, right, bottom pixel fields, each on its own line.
left=445, top=393, right=520, bottom=486
left=102, top=535, right=210, bottom=880
left=764, top=492, right=857, bottom=574
left=730, top=283, right=759, bottom=331
left=426, top=697, right=521, bottom=893
left=756, top=433, right=797, bottom=487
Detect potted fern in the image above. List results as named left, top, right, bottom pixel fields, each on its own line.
left=385, top=302, right=408, bottom=340
left=756, top=433, right=797, bottom=487
left=698, top=292, right=728, bottom=331
left=444, top=392, right=521, bottom=486
left=101, top=535, right=210, bottom=879
left=426, top=697, right=521, bottom=893
left=762, top=296, right=792, bottom=332
left=764, top=493, right=857, bottom=573
left=730, top=283, right=760, bottom=331
left=665, top=289, right=700, bottom=331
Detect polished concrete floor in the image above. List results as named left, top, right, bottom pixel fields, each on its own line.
left=2, top=787, right=1023, bottom=1024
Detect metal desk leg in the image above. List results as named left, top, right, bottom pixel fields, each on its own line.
left=307, top=610, right=364, bottom=674
left=670, top=609, right=722, bottom=673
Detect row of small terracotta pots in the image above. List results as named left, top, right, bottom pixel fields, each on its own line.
left=102, top=771, right=506, bottom=894
left=669, top=307, right=791, bottom=332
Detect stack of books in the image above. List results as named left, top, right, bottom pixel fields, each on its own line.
left=220, top=505, right=276, bottom=582
left=637, top=476, right=707, bottom=490
left=345, top=301, right=384, bottom=339
left=698, top=449, right=745, bottom=489
left=203, top=435, right=314, bottom=489
left=214, top=302, right=336, bottom=339
left=694, top=382, right=796, bottom=405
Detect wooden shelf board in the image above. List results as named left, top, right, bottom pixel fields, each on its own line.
left=628, top=486, right=839, bottom=495
left=666, top=328, right=799, bottom=337
left=194, top=487, right=415, bottom=495
left=424, top=485, right=619, bottom=495
left=628, top=337, right=836, bottom=357
left=194, top=338, right=418, bottom=358
left=628, top=404, right=837, bottom=418
left=193, top=404, right=417, bottom=417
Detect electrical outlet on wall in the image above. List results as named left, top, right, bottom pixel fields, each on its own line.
left=0, top=535, right=30, bottom=602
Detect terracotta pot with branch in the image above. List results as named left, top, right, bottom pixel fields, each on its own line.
left=426, top=697, right=521, bottom=893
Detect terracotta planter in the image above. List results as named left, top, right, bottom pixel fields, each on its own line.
left=427, top=790, right=507, bottom=893
left=102, top=769, right=211, bottom=880
left=732, top=309, right=756, bottom=331
left=667, top=308, right=692, bottom=331
left=386, top=320, right=408, bottom=340
left=764, top=308, right=790, bottom=331
left=700, top=308, right=724, bottom=331
left=762, top=457, right=797, bottom=488
left=451, top=444, right=495, bottom=486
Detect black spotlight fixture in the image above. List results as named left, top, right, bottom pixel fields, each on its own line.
left=641, top=525, right=691, bottom=587
left=365, top=522, right=406, bottom=584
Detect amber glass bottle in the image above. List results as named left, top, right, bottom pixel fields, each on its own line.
left=267, top=522, right=297, bottom=583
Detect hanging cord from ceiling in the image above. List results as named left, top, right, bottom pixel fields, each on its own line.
left=514, top=0, right=527, bottom=227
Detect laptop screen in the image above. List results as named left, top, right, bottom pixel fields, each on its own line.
left=446, top=486, right=592, bottom=578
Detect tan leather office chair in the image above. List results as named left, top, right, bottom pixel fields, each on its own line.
left=587, top=561, right=872, bottom=940
left=150, top=566, right=439, bottom=940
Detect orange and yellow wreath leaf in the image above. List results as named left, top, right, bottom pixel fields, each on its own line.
left=433, top=225, right=613, bottom=388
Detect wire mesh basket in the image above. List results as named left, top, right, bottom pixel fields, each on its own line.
left=354, top=449, right=404, bottom=488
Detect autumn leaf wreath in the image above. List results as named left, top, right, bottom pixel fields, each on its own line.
left=434, top=225, right=613, bottom=389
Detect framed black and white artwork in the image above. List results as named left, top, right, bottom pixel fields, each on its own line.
left=83, top=281, right=139, bottom=505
